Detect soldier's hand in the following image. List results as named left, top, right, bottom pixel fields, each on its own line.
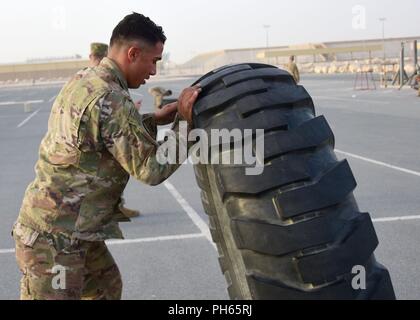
left=134, top=100, right=142, bottom=111
left=177, top=85, right=201, bottom=124
left=154, top=102, right=178, bottom=125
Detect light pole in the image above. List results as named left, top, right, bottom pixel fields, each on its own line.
left=379, top=18, right=386, bottom=61
left=263, top=25, right=270, bottom=48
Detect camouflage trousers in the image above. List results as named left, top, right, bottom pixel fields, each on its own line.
left=12, top=223, right=122, bottom=300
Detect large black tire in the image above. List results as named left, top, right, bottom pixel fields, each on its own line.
left=190, top=63, right=395, bottom=300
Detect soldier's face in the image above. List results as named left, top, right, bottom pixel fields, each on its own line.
left=127, top=41, right=164, bottom=89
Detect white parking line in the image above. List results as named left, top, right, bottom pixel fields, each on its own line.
left=0, top=100, right=44, bottom=107
left=0, top=233, right=206, bottom=255
left=313, top=95, right=389, bottom=104
left=0, top=101, right=17, bottom=106
left=336, top=149, right=420, bottom=177
left=164, top=181, right=215, bottom=249
left=17, top=108, right=41, bottom=128
left=373, top=215, right=420, bottom=223
left=147, top=76, right=193, bottom=83
left=106, top=233, right=205, bottom=246
left=307, top=88, right=354, bottom=93
left=48, top=95, right=57, bottom=102
left=0, top=249, right=14, bottom=254
left=1, top=213, right=420, bottom=255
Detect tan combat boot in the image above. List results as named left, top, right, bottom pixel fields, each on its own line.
left=118, top=198, right=141, bottom=218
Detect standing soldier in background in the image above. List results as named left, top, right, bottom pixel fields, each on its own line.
left=148, top=86, right=176, bottom=110
left=287, top=55, right=300, bottom=83
left=89, top=43, right=109, bottom=67
left=12, top=12, right=200, bottom=300
left=89, top=42, right=141, bottom=219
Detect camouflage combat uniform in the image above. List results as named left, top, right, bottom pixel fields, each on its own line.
left=89, top=42, right=140, bottom=219
left=287, top=61, right=300, bottom=83
left=13, top=57, right=188, bottom=299
left=90, top=43, right=108, bottom=59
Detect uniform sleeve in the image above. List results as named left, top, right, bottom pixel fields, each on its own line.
left=99, top=92, right=189, bottom=186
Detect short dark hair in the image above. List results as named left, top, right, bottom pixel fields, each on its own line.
left=110, top=12, right=166, bottom=47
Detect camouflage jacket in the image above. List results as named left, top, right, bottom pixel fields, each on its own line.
left=17, top=58, right=186, bottom=241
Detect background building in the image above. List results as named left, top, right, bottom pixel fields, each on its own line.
left=0, top=36, right=419, bottom=83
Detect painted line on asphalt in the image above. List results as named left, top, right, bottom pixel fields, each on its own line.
left=147, top=76, right=194, bottom=83
left=313, top=95, right=390, bottom=104
left=106, top=233, right=205, bottom=245
left=2, top=213, right=420, bottom=255
left=48, top=95, right=57, bottom=102
left=336, top=149, right=420, bottom=177
left=0, top=81, right=66, bottom=90
left=0, top=249, right=15, bottom=254
left=373, top=215, right=420, bottom=223
left=164, top=181, right=215, bottom=249
left=17, top=108, right=41, bottom=128
left=307, top=88, right=355, bottom=93
left=0, top=99, right=44, bottom=107
left=0, top=101, right=17, bottom=106
left=0, top=233, right=206, bottom=255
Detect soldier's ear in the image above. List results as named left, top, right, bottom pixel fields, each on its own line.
left=127, top=47, right=140, bottom=62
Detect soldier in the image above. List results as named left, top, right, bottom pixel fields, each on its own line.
left=287, top=55, right=300, bottom=83
left=148, top=86, right=176, bottom=110
left=12, top=12, right=200, bottom=300
left=89, top=42, right=108, bottom=67
left=90, top=42, right=141, bottom=219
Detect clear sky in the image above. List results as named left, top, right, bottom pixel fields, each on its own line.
left=0, top=0, right=418, bottom=64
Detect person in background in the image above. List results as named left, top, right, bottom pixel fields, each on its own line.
left=287, top=55, right=300, bottom=83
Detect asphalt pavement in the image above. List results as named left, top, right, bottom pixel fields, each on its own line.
left=0, top=73, right=419, bottom=299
